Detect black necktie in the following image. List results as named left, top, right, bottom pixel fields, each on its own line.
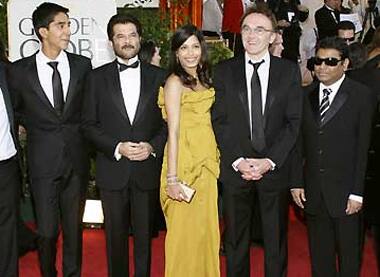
left=118, top=60, right=139, bottom=72
left=47, top=61, right=64, bottom=115
left=320, top=88, right=331, bottom=122
left=249, top=59, right=266, bottom=152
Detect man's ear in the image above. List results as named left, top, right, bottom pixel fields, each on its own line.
left=38, top=27, right=48, bottom=40
left=342, top=57, right=350, bottom=71
left=269, top=32, right=276, bottom=44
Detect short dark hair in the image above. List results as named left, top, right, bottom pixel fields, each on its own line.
left=32, top=2, right=69, bottom=41
left=139, top=40, right=157, bottom=64
left=240, top=4, right=277, bottom=31
left=348, top=42, right=368, bottom=69
left=107, top=14, right=142, bottom=41
left=169, top=24, right=212, bottom=89
left=337, top=20, right=355, bottom=32
left=316, top=36, right=349, bottom=59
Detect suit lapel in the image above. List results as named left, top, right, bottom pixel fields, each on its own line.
left=108, top=60, right=131, bottom=124
left=28, top=55, right=56, bottom=114
left=320, top=79, right=349, bottom=127
left=308, top=85, right=320, bottom=123
left=264, top=56, right=277, bottom=126
left=0, top=64, right=14, bottom=132
left=233, top=56, right=250, bottom=127
left=63, top=53, right=79, bottom=114
left=133, top=62, right=150, bottom=125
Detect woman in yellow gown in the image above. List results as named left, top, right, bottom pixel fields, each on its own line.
left=158, top=24, right=220, bottom=277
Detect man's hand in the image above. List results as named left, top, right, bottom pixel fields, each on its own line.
left=246, top=158, right=272, bottom=175
left=237, top=159, right=263, bottom=181
left=118, top=141, right=153, bottom=161
left=291, top=188, right=306, bottom=209
left=345, top=199, right=362, bottom=215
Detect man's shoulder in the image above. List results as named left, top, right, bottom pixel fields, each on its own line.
left=66, top=52, right=91, bottom=67
left=214, top=55, right=243, bottom=73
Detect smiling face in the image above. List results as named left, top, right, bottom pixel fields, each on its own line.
left=111, top=22, right=141, bottom=62
left=241, top=13, right=276, bottom=60
left=314, top=48, right=349, bottom=86
left=39, top=12, right=71, bottom=55
left=176, top=35, right=202, bottom=74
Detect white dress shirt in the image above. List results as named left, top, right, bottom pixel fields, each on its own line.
left=117, top=55, right=141, bottom=124
left=318, top=74, right=362, bottom=203
left=114, top=56, right=141, bottom=161
left=232, top=51, right=275, bottom=171
left=0, top=88, right=17, bottom=161
left=36, top=50, right=70, bottom=107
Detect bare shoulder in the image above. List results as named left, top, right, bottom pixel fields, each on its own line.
left=164, top=74, right=183, bottom=95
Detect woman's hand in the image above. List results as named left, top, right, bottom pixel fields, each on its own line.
left=166, top=183, right=186, bottom=202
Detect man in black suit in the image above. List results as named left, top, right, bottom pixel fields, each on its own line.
left=8, top=3, right=92, bottom=276
left=0, top=61, right=20, bottom=277
left=291, top=37, right=376, bottom=277
left=212, top=6, right=303, bottom=277
left=315, top=0, right=341, bottom=40
left=81, top=14, right=166, bottom=277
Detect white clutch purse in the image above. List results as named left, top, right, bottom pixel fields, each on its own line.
left=179, top=182, right=196, bottom=203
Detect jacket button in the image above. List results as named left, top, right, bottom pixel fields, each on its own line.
left=318, top=149, right=323, bottom=155
left=319, top=168, right=325, bottom=173
left=318, top=130, right=323, bottom=135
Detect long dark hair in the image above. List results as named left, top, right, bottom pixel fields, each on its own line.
left=169, top=24, right=212, bottom=89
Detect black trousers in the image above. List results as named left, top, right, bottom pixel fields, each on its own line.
left=100, top=180, right=156, bottom=277
left=306, top=201, right=362, bottom=277
left=31, top=166, right=86, bottom=277
left=0, top=156, right=20, bottom=277
left=222, top=183, right=289, bottom=277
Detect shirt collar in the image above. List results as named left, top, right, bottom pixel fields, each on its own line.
left=320, top=74, right=345, bottom=93
left=245, top=51, right=270, bottom=65
left=116, top=55, right=139, bottom=66
left=325, top=4, right=335, bottom=11
left=37, top=49, right=67, bottom=64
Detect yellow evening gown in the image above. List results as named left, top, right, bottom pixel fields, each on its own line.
left=158, top=87, right=220, bottom=277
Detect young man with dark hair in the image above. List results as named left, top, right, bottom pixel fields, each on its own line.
left=213, top=6, right=303, bottom=277
left=81, top=14, right=166, bottom=277
left=8, top=2, right=92, bottom=276
left=291, top=36, right=376, bottom=277
left=337, top=20, right=356, bottom=44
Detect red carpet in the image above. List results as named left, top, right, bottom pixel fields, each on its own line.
left=20, top=218, right=378, bottom=276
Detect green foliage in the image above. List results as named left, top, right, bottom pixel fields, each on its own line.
left=208, top=41, right=234, bottom=66
left=118, top=7, right=172, bottom=67
left=0, top=0, right=8, bottom=44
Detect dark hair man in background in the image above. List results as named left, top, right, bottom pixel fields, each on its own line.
left=337, top=20, right=356, bottom=44
left=8, top=2, right=92, bottom=276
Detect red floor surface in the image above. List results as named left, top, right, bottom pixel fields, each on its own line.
left=20, top=219, right=378, bottom=276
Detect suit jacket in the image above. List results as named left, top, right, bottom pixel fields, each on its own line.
left=8, top=51, right=92, bottom=179
left=0, top=62, right=18, bottom=150
left=81, top=60, right=167, bottom=191
left=212, top=54, right=303, bottom=191
left=295, top=78, right=376, bottom=217
left=315, top=5, right=339, bottom=40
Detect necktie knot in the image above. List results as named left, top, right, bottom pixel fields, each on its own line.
left=47, top=61, right=59, bottom=70
left=249, top=59, right=264, bottom=71
left=323, top=88, right=332, bottom=97
left=118, top=60, right=139, bottom=72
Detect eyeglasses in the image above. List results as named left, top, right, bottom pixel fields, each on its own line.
left=344, top=37, right=355, bottom=42
left=314, top=57, right=343, bottom=66
left=241, top=25, right=273, bottom=36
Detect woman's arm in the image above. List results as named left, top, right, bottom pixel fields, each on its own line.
left=164, top=74, right=186, bottom=201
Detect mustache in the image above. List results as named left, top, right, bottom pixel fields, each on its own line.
left=121, top=44, right=135, bottom=50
